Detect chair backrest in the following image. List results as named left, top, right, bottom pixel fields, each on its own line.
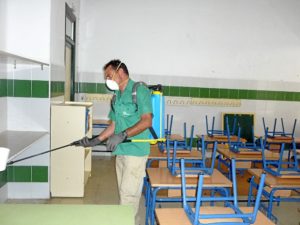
left=261, top=138, right=300, bottom=177
left=180, top=158, right=267, bottom=225
left=165, top=114, right=174, bottom=135
left=206, top=115, right=237, bottom=136
left=167, top=139, right=217, bottom=176
left=186, top=123, right=194, bottom=151
left=263, top=117, right=297, bottom=138
left=228, top=127, right=260, bottom=153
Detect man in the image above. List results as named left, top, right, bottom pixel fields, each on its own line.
left=78, top=59, right=153, bottom=223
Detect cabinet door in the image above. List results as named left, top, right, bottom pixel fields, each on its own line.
left=50, top=105, right=86, bottom=197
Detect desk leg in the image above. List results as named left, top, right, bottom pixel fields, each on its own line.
left=268, top=189, right=275, bottom=219
left=247, top=176, right=255, bottom=206
left=144, top=179, right=151, bottom=225
left=150, top=188, right=160, bottom=225
left=217, top=155, right=231, bottom=179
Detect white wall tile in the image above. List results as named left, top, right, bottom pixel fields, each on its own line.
left=29, top=183, right=50, bottom=199
left=13, top=64, right=31, bottom=80
left=78, top=72, right=102, bottom=83
left=6, top=64, right=14, bottom=79
left=0, top=98, right=7, bottom=132
left=8, top=183, right=50, bottom=199
left=32, top=65, right=50, bottom=81
left=0, top=63, right=7, bottom=78
left=8, top=183, right=32, bottom=199
left=7, top=98, right=50, bottom=131
left=50, top=64, right=64, bottom=81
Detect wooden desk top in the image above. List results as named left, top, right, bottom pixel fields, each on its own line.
left=155, top=207, right=274, bottom=225
left=264, top=137, right=300, bottom=144
left=93, top=119, right=111, bottom=125
left=196, top=135, right=247, bottom=143
left=147, top=168, right=232, bottom=188
left=149, top=145, right=202, bottom=159
left=248, top=169, right=300, bottom=188
left=0, top=204, right=134, bottom=225
left=167, top=134, right=185, bottom=141
left=217, top=145, right=280, bottom=160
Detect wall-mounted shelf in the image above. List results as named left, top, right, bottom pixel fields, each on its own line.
left=0, top=50, right=49, bottom=68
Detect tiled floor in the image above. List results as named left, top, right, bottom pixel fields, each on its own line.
left=6, top=156, right=300, bottom=225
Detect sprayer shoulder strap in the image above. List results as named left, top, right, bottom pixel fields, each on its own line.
left=132, top=82, right=158, bottom=139
left=111, top=81, right=148, bottom=112
left=110, top=81, right=158, bottom=139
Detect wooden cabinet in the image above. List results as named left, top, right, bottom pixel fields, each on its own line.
left=50, top=102, right=93, bottom=197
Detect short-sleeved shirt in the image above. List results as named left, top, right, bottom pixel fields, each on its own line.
left=108, top=79, right=153, bottom=156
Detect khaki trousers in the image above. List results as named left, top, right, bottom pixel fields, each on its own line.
left=115, top=155, right=148, bottom=217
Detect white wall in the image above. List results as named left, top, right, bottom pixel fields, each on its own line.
left=0, top=0, right=7, bottom=51
left=0, top=0, right=50, bottom=63
left=78, top=0, right=300, bottom=82
left=77, top=0, right=300, bottom=139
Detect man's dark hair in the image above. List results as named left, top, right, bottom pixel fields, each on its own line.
left=103, top=59, right=129, bottom=76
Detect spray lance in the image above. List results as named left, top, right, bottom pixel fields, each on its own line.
left=1, top=134, right=165, bottom=170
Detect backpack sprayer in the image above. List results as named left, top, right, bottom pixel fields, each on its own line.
left=2, top=83, right=165, bottom=168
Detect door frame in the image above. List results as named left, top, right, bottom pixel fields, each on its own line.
left=65, top=3, right=76, bottom=101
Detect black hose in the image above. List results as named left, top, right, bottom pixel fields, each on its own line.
left=7, top=143, right=74, bottom=165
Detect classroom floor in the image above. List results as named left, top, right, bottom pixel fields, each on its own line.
left=6, top=156, right=300, bottom=225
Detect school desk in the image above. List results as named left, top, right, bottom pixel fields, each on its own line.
left=197, top=134, right=247, bottom=144
left=248, top=169, right=300, bottom=222
left=168, top=134, right=185, bottom=141
left=92, top=119, right=111, bottom=128
left=217, top=144, right=280, bottom=178
left=155, top=207, right=275, bottom=225
left=0, top=204, right=134, bottom=225
left=147, top=144, right=202, bottom=167
left=145, top=168, right=232, bottom=225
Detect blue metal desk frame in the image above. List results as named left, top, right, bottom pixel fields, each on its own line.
left=144, top=168, right=232, bottom=225
left=216, top=140, right=279, bottom=179
left=181, top=159, right=266, bottom=225
left=247, top=169, right=300, bottom=222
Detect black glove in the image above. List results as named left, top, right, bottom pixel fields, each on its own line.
left=107, top=131, right=128, bottom=152
left=74, top=136, right=101, bottom=147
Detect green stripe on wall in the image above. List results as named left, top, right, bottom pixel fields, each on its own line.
left=32, top=81, right=49, bottom=98
left=76, top=82, right=112, bottom=95
left=51, top=81, right=65, bottom=97
left=7, top=166, right=48, bottom=183
left=0, top=79, right=49, bottom=98
left=0, top=170, right=7, bottom=188
left=0, top=79, right=7, bottom=97
left=76, top=82, right=300, bottom=102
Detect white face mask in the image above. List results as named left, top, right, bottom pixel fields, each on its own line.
left=106, top=79, right=119, bottom=91
left=105, top=62, right=123, bottom=91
